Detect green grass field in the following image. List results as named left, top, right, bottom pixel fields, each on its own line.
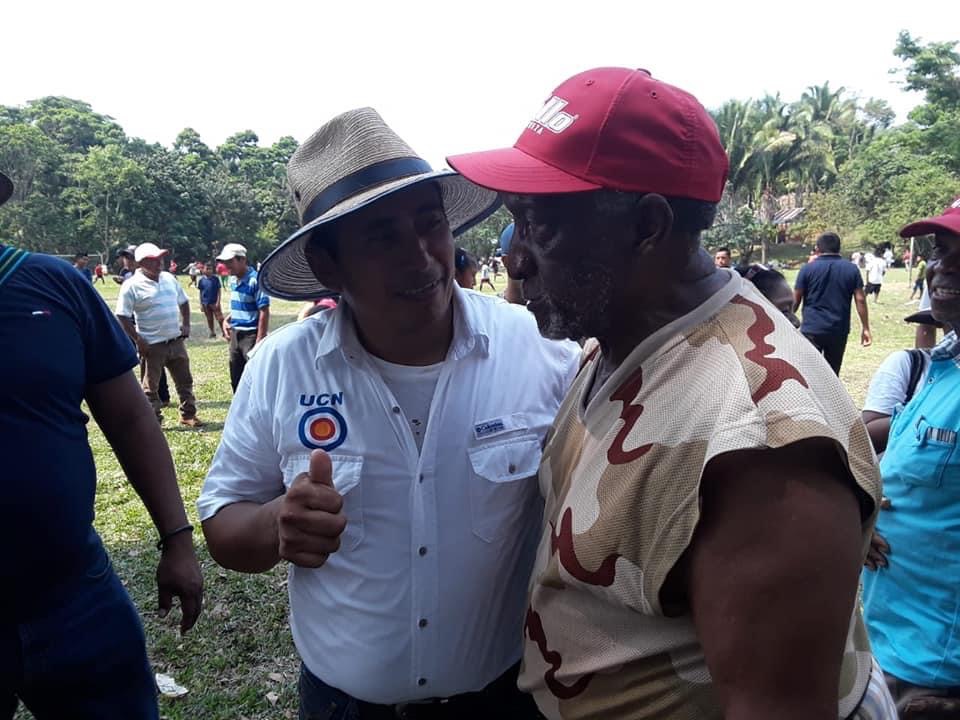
left=15, top=267, right=926, bottom=719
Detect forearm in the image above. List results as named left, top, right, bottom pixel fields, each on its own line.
left=179, top=302, right=190, bottom=330
left=257, top=308, right=270, bottom=342
left=854, top=298, right=870, bottom=331
left=202, top=499, right=283, bottom=573
left=118, top=316, right=141, bottom=345
left=865, top=417, right=891, bottom=454
left=91, top=378, right=190, bottom=535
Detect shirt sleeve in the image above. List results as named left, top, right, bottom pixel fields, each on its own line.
left=863, top=350, right=913, bottom=416
left=794, top=264, right=808, bottom=292
left=197, top=351, right=284, bottom=520
left=71, top=272, right=138, bottom=385
left=175, top=277, right=188, bottom=305
left=115, top=281, right=135, bottom=317
left=919, top=283, right=931, bottom=311
left=256, top=279, right=271, bottom=309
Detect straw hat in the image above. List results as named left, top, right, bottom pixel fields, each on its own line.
left=260, top=108, right=500, bottom=300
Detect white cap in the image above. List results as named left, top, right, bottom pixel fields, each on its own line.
left=134, top=243, right=169, bottom=262
left=216, top=243, right=247, bottom=261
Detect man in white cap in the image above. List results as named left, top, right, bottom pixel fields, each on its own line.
left=199, top=108, right=579, bottom=719
left=116, top=242, right=203, bottom=427
left=216, top=242, right=270, bottom=392
left=0, top=171, right=203, bottom=718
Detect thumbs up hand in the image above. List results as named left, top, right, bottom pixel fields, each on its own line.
left=278, top=450, right=347, bottom=568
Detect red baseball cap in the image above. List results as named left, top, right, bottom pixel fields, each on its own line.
left=447, top=67, right=729, bottom=202
left=899, top=198, right=960, bottom=238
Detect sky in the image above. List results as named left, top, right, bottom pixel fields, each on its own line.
left=4, top=0, right=957, bottom=165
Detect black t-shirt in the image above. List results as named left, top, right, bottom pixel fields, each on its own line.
left=0, top=246, right=137, bottom=618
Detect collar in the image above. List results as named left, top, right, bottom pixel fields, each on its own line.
left=314, top=283, right=491, bottom=363
left=930, top=330, right=960, bottom=361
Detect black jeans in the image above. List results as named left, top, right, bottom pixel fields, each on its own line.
left=803, top=332, right=848, bottom=374
left=229, top=329, right=258, bottom=392
left=298, top=662, right=544, bottom=720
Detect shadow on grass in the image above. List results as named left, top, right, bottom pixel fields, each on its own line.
left=166, top=422, right=225, bottom=433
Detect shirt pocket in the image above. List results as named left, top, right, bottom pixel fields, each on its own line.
left=467, top=435, right=542, bottom=543
left=282, top=452, right=365, bottom=551
left=902, top=417, right=956, bottom=489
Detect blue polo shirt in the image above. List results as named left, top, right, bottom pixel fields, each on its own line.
left=198, top=274, right=220, bottom=306
left=862, top=332, right=960, bottom=686
left=0, top=245, right=138, bottom=619
left=229, top=268, right=269, bottom=331
left=795, top=255, right=863, bottom=336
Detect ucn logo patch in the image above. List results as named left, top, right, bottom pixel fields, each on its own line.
left=298, top=407, right=347, bottom=451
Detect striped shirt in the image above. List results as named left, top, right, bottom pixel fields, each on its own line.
left=229, top=268, right=269, bottom=331
left=116, top=269, right=187, bottom=344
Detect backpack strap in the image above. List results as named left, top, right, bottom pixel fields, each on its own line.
left=904, top=348, right=930, bottom=403
left=0, top=246, right=29, bottom=290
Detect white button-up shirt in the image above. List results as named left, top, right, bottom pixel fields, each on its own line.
left=199, top=287, right=579, bottom=704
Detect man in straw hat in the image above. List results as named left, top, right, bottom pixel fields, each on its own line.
left=448, top=67, right=894, bottom=719
left=199, top=109, right=579, bottom=718
left=0, top=171, right=203, bottom=718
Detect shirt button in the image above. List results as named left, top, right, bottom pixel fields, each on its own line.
left=392, top=406, right=401, bottom=413
left=419, top=474, right=424, bottom=483
left=418, top=546, right=427, bottom=556
left=418, top=618, right=428, bottom=628
left=418, top=678, right=427, bottom=687
left=508, top=463, right=517, bottom=473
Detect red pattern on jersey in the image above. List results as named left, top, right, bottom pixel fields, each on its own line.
left=550, top=507, right=620, bottom=586
left=731, top=295, right=809, bottom=403
left=607, top=365, right=653, bottom=465
left=525, top=606, right=594, bottom=699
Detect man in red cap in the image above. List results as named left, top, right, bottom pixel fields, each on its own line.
left=861, top=198, right=960, bottom=717
left=449, top=68, right=893, bottom=719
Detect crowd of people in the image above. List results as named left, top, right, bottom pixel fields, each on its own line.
left=3, top=66, right=959, bottom=720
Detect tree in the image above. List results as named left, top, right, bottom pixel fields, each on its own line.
left=893, top=31, right=960, bottom=114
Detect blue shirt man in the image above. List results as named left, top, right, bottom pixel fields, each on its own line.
left=73, top=253, right=93, bottom=282
left=217, top=242, right=270, bottom=391
left=0, top=236, right=202, bottom=717
left=198, top=272, right=221, bottom=307
left=793, top=232, right=872, bottom=374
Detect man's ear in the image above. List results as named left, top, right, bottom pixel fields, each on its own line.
left=303, top=235, right=344, bottom=293
left=632, top=194, right=674, bottom=256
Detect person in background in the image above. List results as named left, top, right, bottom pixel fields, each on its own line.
left=909, top=255, right=926, bottom=300
left=116, top=243, right=203, bottom=428
left=794, top=231, right=872, bottom=374
left=73, top=252, right=93, bottom=282
left=198, top=262, right=225, bottom=339
left=0, top=171, right=203, bottom=719
left=296, top=295, right=340, bottom=322
left=93, top=262, right=105, bottom=284
left=114, top=246, right=137, bottom=284
left=865, top=248, right=886, bottom=302
left=217, top=243, right=270, bottom=392
left=862, top=199, right=960, bottom=717
left=477, top=260, right=496, bottom=292
left=216, top=260, right=230, bottom=288
left=454, top=247, right=479, bottom=289
left=187, top=261, right=200, bottom=287
left=449, top=65, right=892, bottom=720
left=498, top=223, right=524, bottom=305
left=735, top=264, right=800, bottom=328
left=713, top=246, right=732, bottom=268
left=168, top=258, right=178, bottom=274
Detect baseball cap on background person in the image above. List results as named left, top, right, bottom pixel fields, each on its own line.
left=259, top=107, right=500, bottom=300
left=899, top=197, right=960, bottom=238
left=117, top=245, right=137, bottom=259
left=499, top=223, right=515, bottom=255
left=216, top=243, right=247, bottom=261
left=446, top=67, right=728, bottom=201
left=0, top=171, right=12, bottom=206
left=133, top=243, right=169, bottom=263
